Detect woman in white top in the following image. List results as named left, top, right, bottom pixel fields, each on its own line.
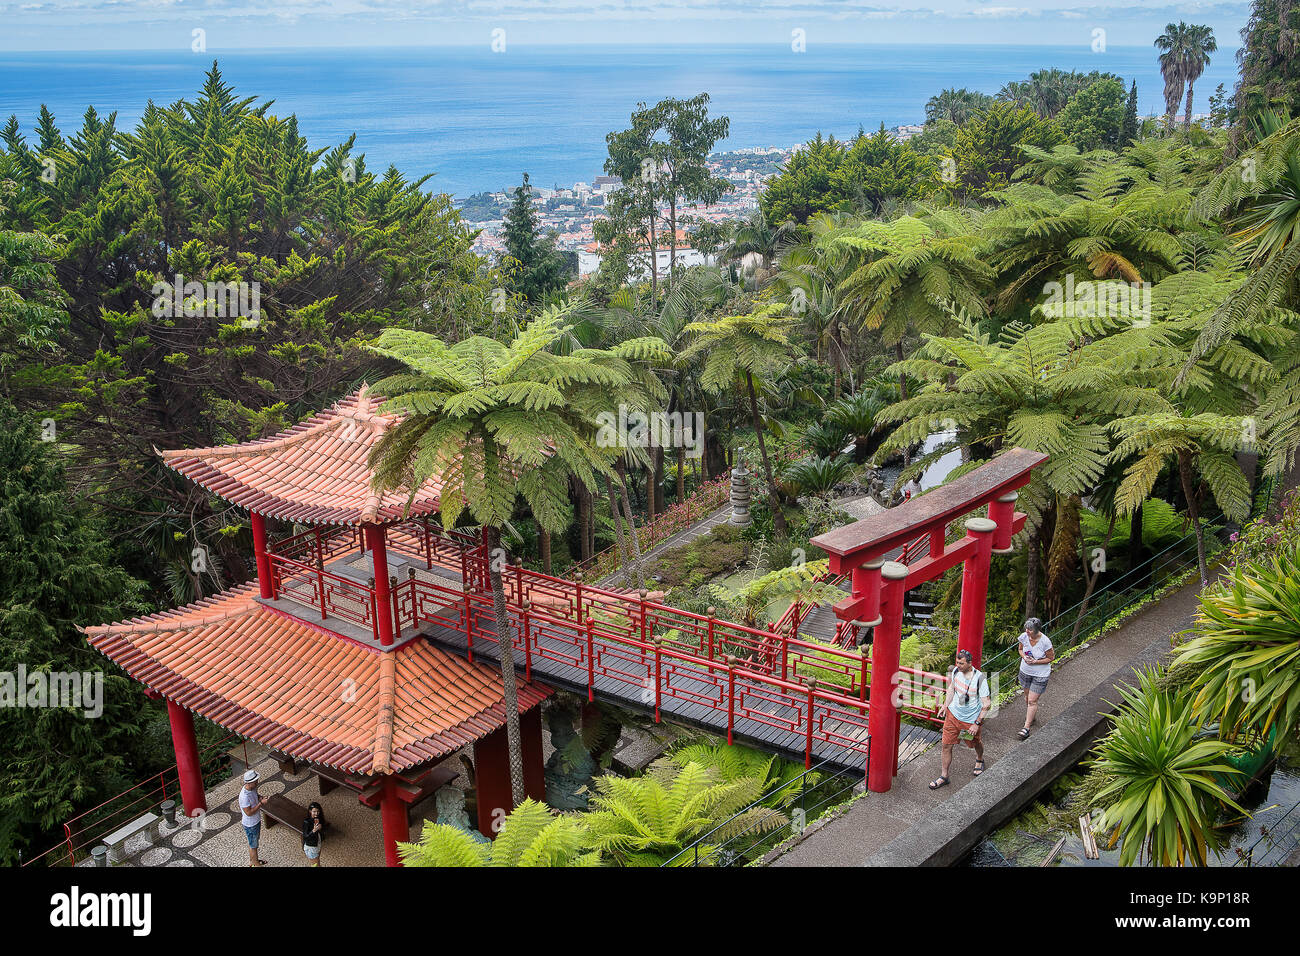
left=1015, top=618, right=1054, bottom=740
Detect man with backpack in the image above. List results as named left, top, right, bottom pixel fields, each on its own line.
left=930, top=649, right=991, bottom=790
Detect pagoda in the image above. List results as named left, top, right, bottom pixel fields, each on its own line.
left=83, top=386, right=551, bottom=866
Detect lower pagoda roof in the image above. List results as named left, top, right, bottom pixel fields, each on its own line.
left=83, top=585, right=550, bottom=775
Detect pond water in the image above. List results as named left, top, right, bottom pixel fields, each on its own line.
left=877, top=430, right=963, bottom=494
left=965, top=752, right=1300, bottom=868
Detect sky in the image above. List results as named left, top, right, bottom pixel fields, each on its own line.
left=0, top=0, right=1253, bottom=51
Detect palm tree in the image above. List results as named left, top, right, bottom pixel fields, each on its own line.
left=1156, top=22, right=1194, bottom=131
left=399, top=799, right=600, bottom=866
left=1090, top=669, right=1244, bottom=867
left=583, top=759, right=786, bottom=866
left=817, top=208, right=992, bottom=399
left=367, top=305, right=669, bottom=805
left=683, top=304, right=802, bottom=537
left=1107, top=410, right=1255, bottom=584
left=1176, top=539, right=1300, bottom=737
left=724, top=207, right=799, bottom=282
left=1180, top=25, right=1217, bottom=131
left=878, top=309, right=1176, bottom=617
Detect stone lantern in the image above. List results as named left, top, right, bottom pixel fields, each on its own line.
left=729, top=450, right=753, bottom=527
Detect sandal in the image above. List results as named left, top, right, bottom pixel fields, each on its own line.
left=1017, top=728, right=1031, bottom=740
left=929, top=776, right=950, bottom=790
left=973, top=761, right=985, bottom=776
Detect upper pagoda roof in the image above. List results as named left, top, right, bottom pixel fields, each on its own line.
left=83, top=585, right=550, bottom=776
left=158, top=386, right=441, bottom=526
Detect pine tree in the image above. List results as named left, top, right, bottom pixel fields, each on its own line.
left=502, top=172, right=567, bottom=303
left=0, top=402, right=147, bottom=863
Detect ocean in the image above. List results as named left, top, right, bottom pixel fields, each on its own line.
left=0, top=44, right=1241, bottom=199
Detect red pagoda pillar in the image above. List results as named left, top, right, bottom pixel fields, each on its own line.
left=250, top=511, right=274, bottom=599
left=166, top=700, right=207, bottom=816
left=956, top=517, right=997, bottom=668
left=364, top=525, right=395, bottom=646
left=867, top=561, right=908, bottom=793
left=988, top=491, right=1019, bottom=553
left=474, top=704, right=544, bottom=836
left=380, top=777, right=409, bottom=867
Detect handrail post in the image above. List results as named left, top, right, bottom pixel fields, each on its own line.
left=515, top=564, right=524, bottom=605
left=464, top=591, right=474, bottom=663
left=653, top=637, right=662, bottom=723
left=805, top=680, right=816, bottom=768
left=390, top=575, right=401, bottom=639
left=725, top=655, right=736, bottom=744
left=706, top=607, right=716, bottom=660
left=639, top=589, right=648, bottom=644
left=780, top=625, right=789, bottom=682
left=859, top=644, right=868, bottom=702
left=575, top=572, right=584, bottom=623
left=585, top=615, right=596, bottom=703
left=522, top=601, right=532, bottom=681
left=367, top=576, right=379, bottom=642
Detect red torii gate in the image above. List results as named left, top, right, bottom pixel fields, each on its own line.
left=810, top=448, right=1048, bottom=793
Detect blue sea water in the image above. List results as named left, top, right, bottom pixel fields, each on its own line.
left=0, top=44, right=1240, bottom=198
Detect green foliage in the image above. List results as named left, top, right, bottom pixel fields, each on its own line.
left=781, top=455, right=853, bottom=496
left=0, top=402, right=148, bottom=863
left=759, top=129, right=937, bottom=225
left=502, top=173, right=570, bottom=303
left=947, top=103, right=1061, bottom=198
left=667, top=741, right=818, bottom=810
left=647, top=523, right=749, bottom=589
left=583, top=758, right=786, bottom=866
left=399, top=798, right=600, bottom=867
left=1233, top=0, right=1300, bottom=124
left=1054, top=78, right=1128, bottom=152
left=1090, top=669, right=1244, bottom=866
left=1177, top=536, right=1300, bottom=737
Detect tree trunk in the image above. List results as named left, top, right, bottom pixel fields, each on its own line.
left=746, top=371, right=789, bottom=537
left=485, top=525, right=525, bottom=806
left=604, top=475, right=631, bottom=583
left=676, top=445, right=686, bottom=503
left=652, top=446, right=665, bottom=515
left=1071, top=515, right=1115, bottom=641
left=1183, top=79, right=1196, bottom=131
left=539, top=528, right=551, bottom=574
left=615, top=460, right=647, bottom=589
left=1179, top=450, right=1210, bottom=585
left=668, top=196, right=678, bottom=290
left=577, top=482, right=592, bottom=562
left=648, top=214, right=659, bottom=303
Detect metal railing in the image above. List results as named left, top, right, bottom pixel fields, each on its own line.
left=1233, top=796, right=1300, bottom=867
left=660, top=753, right=865, bottom=867
left=979, top=526, right=1211, bottom=695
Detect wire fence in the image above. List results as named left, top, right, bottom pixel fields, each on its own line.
left=1233, top=797, right=1300, bottom=867
left=660, top=752, right=865, bottom=867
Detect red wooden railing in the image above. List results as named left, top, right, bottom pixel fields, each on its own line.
left=263, top=524, right=947, bottom=775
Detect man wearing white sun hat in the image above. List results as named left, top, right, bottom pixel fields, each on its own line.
left=238, top=769, right=271, bottom=866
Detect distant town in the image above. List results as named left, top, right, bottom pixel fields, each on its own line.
left=460, top=126, right=927, bottom=263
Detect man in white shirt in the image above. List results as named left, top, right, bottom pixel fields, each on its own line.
left=239, top=769, right=270, bottom=866
left=1015, top=618, right=1054, bottom=740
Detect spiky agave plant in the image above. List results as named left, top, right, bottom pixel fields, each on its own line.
left=1090, top=668, right=1244, bottom=867
left=1177, top=538, right=1300, bottom=738
left=399, top=799, right=600, bottom=867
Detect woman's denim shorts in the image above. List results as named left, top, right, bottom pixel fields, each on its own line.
left=1019, top=672, right=1050, bottom=695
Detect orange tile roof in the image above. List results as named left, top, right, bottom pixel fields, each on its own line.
left=83, top=585, right=550, bottom=775
left=157, top=386, right=442, bottom=526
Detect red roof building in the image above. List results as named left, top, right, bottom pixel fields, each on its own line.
left=84, top=387, right=550, bottom=866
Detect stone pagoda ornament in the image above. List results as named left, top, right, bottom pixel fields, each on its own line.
left=729, top=449, right=753, bottom=527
